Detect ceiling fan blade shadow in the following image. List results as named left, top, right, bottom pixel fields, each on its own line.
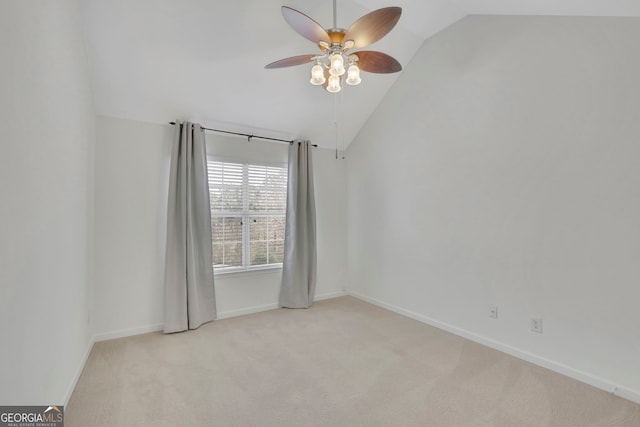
left=344, top=7, right=401, bottom=49
left=355, top=51, right=402, bottom=74
left=265, top=55, right=316, bottom=69
left=282, top=6, right=331, bottom=45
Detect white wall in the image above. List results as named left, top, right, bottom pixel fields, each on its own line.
left=93, top=118, right=171, bottom=338
left=93, top=116, right=347, bottom=339
left=0, top=0, right=96, bottom=405
left=347, top=15, right=640, bottom=399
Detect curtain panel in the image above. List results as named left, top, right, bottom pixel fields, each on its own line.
left=164, top=121, right=216, bottom=333
left=279, top=141, right=317, bottom=308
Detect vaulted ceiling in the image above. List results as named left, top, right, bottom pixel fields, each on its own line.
left=82, top=0, right=640, bottom=148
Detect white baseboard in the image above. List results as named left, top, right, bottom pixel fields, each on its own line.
left=64, top=336, right=95, bottom=408
left=613, top=386, right=640, bottom=404
left=93, top=291, right=349, bottom=341
left=93, top=323, right=164, bottom=343
left=217, top=303, right=280, bottom=319
left=217, top=290, right=347, bottom=320
left=314, top=290, right=347, bottom=301
left=347, top=290, right=640, bottom=405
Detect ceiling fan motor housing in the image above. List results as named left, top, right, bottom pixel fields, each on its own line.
left=327, top=29, right=347, bottom=45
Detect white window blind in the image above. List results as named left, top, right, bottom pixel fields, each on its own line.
left=208, top=160, right=287, bottom=272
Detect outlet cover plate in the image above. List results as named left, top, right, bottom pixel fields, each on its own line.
left=489, top=304, right=498, bottom=319
left=531, top=318, right=543, bottom=333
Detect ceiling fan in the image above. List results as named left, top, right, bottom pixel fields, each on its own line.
left=265, top=0, right=403, bottom=93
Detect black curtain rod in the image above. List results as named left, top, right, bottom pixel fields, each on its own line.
left=169, top=122, right=317, bottom=147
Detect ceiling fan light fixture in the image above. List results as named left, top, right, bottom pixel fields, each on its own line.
left=310, top=63, right=326, bottom=85
left=329, top=53, right=345, bottom=76
left=326, top=75, right=341, bottom=93
left=265, top=4, right=402, bottom=94
left=346, top=64, right=361, bottom=85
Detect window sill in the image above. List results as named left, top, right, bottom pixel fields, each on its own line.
left=214, top=264, right=283, bottom=279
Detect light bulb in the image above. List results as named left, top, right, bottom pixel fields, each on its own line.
left=310, top=64, right=326, bottom=85
left=329, top=54, right=345, bottom=76
left=326, top=75, right=341, bottom=93
left=346, top=64, right=361, bottom=85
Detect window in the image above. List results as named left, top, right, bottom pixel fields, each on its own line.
left=208, top=159, right=288, bottom=273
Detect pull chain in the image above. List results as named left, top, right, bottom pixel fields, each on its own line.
left=334, top=92, right=338, bottom=159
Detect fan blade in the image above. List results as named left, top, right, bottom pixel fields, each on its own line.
left=265, top=55, right=316, bottom=69
left=345, top=7, right=402, bottom=48
left=354, top=51, right=402, bottom=74
left=282, top=6, right=331, bottom=45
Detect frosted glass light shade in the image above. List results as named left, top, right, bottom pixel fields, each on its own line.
left=329, top=54, right=345, bottom=76
left=326, top=75, right=341, bottom=93
left=346, top=64, right=361, bottom=85
left=310, top=64, right=326, bottom=85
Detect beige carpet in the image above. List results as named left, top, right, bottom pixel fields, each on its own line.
left=67, top=296, right=640, bottom=426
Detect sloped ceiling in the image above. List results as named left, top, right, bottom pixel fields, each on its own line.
left=81, top=0, right=640, bottom=149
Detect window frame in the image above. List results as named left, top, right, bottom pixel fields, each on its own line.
left=207, top=155, right=288, bottom=276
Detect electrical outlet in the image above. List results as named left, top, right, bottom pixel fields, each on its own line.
left=531, top=318, right=543, bottom=333
left=489, top=304, right=498, bottom=319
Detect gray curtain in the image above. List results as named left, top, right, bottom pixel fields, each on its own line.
left=164, top=121, right=216, bottom=333
left=279, top=141, right=317, bottom=308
